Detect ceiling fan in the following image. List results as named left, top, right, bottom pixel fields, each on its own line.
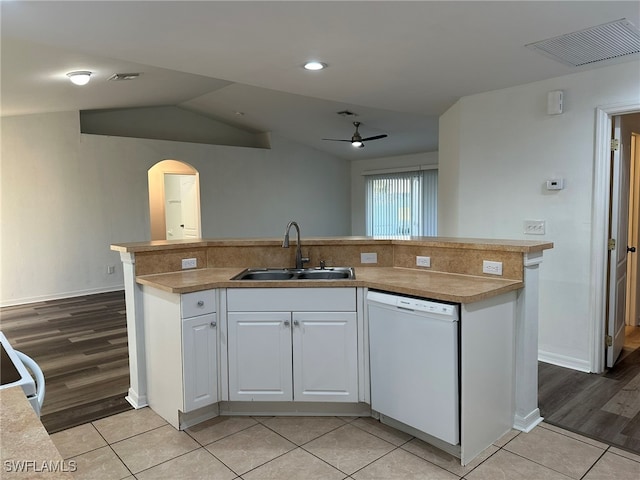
left=322, top=121, right=388, bottom=148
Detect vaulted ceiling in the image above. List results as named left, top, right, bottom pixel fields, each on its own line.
left=2, top=1, right=639, bottom=160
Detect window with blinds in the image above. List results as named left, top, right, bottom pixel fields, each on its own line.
left=365, top=169, right=437, bottom=236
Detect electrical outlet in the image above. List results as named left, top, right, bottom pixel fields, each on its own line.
left=360, top=252, right=378, bottom=264
left=106, top=265, right=115, bottom=274
left=524, top=220, right=546, bottom=235
left=482, top=260, right=503, bottom=276
left=416, top=256, right=431, bottom=267
left=181, top=258, right=197, bottom=269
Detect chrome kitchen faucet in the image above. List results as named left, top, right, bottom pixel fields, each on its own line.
left=282, top=221, right=309, bottom=269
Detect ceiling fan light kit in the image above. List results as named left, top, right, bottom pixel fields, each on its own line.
left=322, top=121, right=388, bottom=149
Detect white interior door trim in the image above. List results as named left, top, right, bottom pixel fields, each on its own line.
left=591, top=102, right=640, bottom=373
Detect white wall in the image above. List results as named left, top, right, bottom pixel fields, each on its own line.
left=439, top=60, right=640, bottom=371
left=350, top=151, right=438, bottom=235
left=1, top=111, right=351, bottom=305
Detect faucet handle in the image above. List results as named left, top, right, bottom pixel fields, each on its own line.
left=301, top=256, right=310, bottom=266
left=319, top=260, right=326, bottom=269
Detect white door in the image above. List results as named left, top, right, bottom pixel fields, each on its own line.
left=607, top=116, right=630, bottom=367
left=164, top=174, right=184, bottom=239
left=292, top=312, right=358, bottom=402
left=182, top=314, right=218, bottom=412
left=227, top=312, right=293, bottom=401
left=180, top=175, right=200, bottom=239
left=164, top=174, right=201, bottom=240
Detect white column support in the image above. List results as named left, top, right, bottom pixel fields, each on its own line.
left=120, top=251, right=148, bottom=409
left=513, top=251, right=544, bottom=432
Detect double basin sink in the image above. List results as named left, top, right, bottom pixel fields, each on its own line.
left=232, top=267, right=355, bottom=281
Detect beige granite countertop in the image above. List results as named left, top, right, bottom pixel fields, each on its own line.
left=113, top=236, right=553, bottom=254
left=0, top=386, right=74, bottom=478
left=137, top=267, right=522, bottom=303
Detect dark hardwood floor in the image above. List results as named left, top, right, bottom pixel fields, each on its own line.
left=539, top=327, right=640, bottom=454
left=0, top=291, right=132, bottom=433
left=3, top=289, right=639, bottom=454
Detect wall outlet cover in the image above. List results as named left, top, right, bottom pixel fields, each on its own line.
left=360, top=252, right=378, bottom=264
left=416, top=256, right=431, bottom=267
left=182, top=258, right=197, bottom=269
left=482, top=260, right=503, bottom=275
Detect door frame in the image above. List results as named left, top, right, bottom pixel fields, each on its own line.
left=591, top=102, right=640, bottom=373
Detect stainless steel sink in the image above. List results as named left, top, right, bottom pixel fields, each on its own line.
left=231, top=267, right=355, bottom=281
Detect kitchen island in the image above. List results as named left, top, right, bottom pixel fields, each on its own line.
left=112, top=236, right=552, bottom=464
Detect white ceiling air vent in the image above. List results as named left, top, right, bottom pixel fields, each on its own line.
left=526, top=18, right=640, bottom=67
left=108, top=73, right=142, bottom=81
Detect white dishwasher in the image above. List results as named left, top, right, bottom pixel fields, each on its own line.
left=367, top=290, right=459, bottom=445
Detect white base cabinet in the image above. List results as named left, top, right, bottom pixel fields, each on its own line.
left=293, top=311, right=358, bottom=402
left=227, top=288, right=358, bottom=403
left=142, top=287, right=218, bottom=428
left=182, top=314, right=217, bottom=412
left=228, top=312, right=292, bottom=401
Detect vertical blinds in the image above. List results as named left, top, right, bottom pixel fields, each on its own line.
left=365, top=169, right=437, bottom=236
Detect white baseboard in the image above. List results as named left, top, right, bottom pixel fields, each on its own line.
left=1, top=285, right=125, bottom=307
left=538, top=350, right=591, bottom=373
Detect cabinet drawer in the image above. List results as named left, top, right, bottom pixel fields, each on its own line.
left=181, top=290, right=216, bottom=318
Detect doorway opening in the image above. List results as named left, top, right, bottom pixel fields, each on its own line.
left=148, top=160, right=202, bottom=241
left=592, top=105, right=640, bottom=373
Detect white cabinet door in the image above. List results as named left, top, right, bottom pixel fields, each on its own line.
left=292, top=312, right=358, bottom=402
left=182, top=313, right=218, bottom=412
left=228, top=312, right=293, bottom=401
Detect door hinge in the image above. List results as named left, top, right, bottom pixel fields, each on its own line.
left=611, top=138, right=620, bottom=151
left=605, top=335, right=613, bottom=347
left=608, top=238, right=616, bottom=251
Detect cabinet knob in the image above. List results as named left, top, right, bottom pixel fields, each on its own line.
left=284, top=320, right=290, bottom=327
left=210, top=321, right=217, bottom=328
left=293, top=320, right=299, bottom=326
left=197, top=300, right=204, bottom=307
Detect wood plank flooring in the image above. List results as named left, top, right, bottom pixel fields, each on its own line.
left=2, top=289, right=639, bottom=454
left=0, top=291, right=132, bottom=433
left=538, top=327, right=640, bottom=454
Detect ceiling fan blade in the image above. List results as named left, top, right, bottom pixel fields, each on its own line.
left=322, top=138, right=352, bottom=142
left=361, top=134, right=388, bottom=141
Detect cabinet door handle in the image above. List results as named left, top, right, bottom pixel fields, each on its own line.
left=197, top=300, right=204, bottom=307
left=284, top=320, right=290, bottom=327
left=210, top=321, right=217, bottom=328
left=293, top=320, right=299, bottom=326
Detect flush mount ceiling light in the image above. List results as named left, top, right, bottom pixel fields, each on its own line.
left=303, top=61, right=327, bottom=71
left=67, top=71, right=92, bottom=86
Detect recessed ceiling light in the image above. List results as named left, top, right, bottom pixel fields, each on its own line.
left=303, top=61, right=327, bottom=71
left=67, top=71, right=92, bottom=86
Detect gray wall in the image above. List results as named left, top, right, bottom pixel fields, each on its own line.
left=438, top=60, right=640, bottom=371
left=1, top=111, right=351, bottom=305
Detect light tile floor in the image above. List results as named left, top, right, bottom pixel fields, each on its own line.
left=50, top=408, right=640, bottom=480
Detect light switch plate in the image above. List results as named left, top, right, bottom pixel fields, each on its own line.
left=524, top=220, right=546, bottom=235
